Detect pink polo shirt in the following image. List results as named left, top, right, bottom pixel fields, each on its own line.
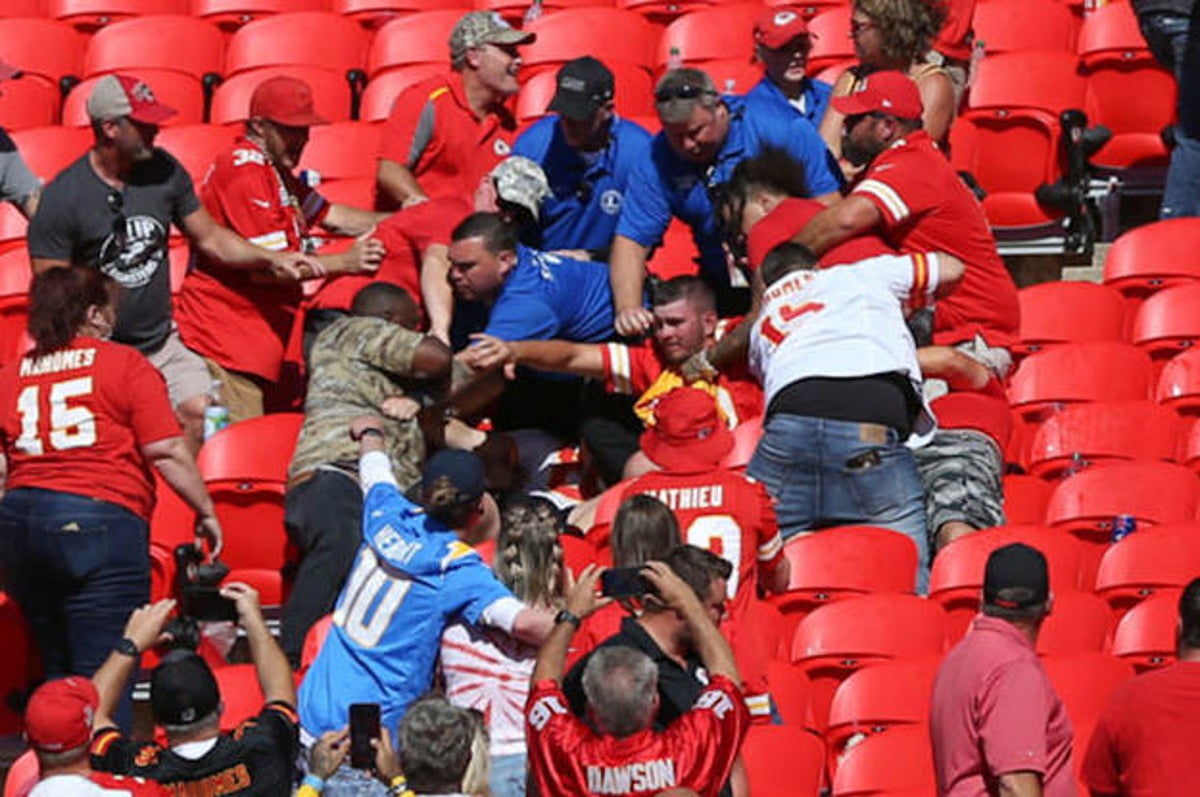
left=929, top=615, right=1076, bottom=797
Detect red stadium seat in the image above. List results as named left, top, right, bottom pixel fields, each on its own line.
left=156, top=124, right=238, bottom=184
left=1109, top=588, right=1181, bottom=671
left=616, top=0, right=714, bottom=25
left=473, top=533, right=598, bottom=579
left=476, top=0, right=611, bottom=24
left=515, top=64, right=655, bottom=123
left=1007, top=341, right=1154, bottom=421
left=298, top=121, right=381, bottom=181
left=806, top=7, right=854, bottom=75
left=719, top=415, right=762, bottom=470
left=63, top=71, right=205, bottom=127
left=929, top=524, right=1083, bottom=642
left=367, top=11, right=462, bottom=77
left=1014, top=281, right=1126, bottom=356
left=765, top=658, right=814, bottom=727
left=360, top=66, right=447, bottom=121
left=695, top=59, right=765, bottom=94
left=225, top=13, right=368, bottom=78
left=0, top=18, right=85, bottom=112
left=1131, top=283, right=1200, bottom=363
left=770, top=526, right=918, bottom=641
left=0, top=0, right=47, bottom=16
left=969, top=50, right=1087, bottom=114
left=1036, top=589, right=1114, bottom=654
left=191, top=0, right=331, bottom=30
left=1046, top=460, right=1200, bottom=544
left=149, top=541, right=176, bottom=603
left=315, top=177, right=373, bottom=209
left=211, top=66, right=353, bottom=125
left=0, top=248, right=33, bottom=364
left=1103, top=218, right=1200, bottom=300
left=0, top=593, right=36, bottom=735
left=1041, top=652, right=1135, bottom=791
left=1157, top=348, right=1200, bottom=412
left=212, top=663, right=266, bottom=731
left=1002, top=474, right=1055, bottom=525
left=971, top=0, right=1078, bottom=54
left=49, top=0, right=188, bottom=29
left=742, top=724, right=825, bottom=797
left=334, top=0, right=467, bottom=30
left=1083, top=57, right=1175, bottom=170
left=825, top=656, right=940, bottom=775
left=197, top=413, right=304, bottom=605
left=10, top=126, right=91, bottom=183
left=0, top=80, right=60, bottom=132
left=656, top=4, right=761, bottom=69
left=831, top=725, right=937, bottom=797
left=522, top=9, right=657, bottom=74
left=1026, top=399, right=1181, bottom=479
left=3, top=751, right=38, bottom=797
left=791, top=594, right=947, bottom=730
left=84, top=15, right=224, bottom=84
left=1095, top=523, right=1200, bottom=615
left=646, top=217, right=700, bottom=280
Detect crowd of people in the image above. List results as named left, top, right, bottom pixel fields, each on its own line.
left=0, top=0, right=1198, bottom=795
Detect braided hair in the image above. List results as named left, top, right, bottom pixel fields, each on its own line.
left=494, top=495, right=565, bottom=608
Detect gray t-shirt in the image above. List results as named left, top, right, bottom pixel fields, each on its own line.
left=28, top=148, right=200, bottom=352
left=0, top=128, right=40, bottom=209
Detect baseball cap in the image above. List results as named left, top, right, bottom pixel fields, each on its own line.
left=449, top=11, right=536, bottom=62
left=490, top=156, right=551, bottom=220
left=150, top=651, right=220, bottom=727
left=640, top=387, right=734, bottom=473
left=754, top=7, right=811, bottom=50
left=547, top=57, right=614, bottom=121
left=421, top=449, right=487, bottom=503
left=831, top=70, right=923, bottom=120
left=249, top=76, right=328, bottom=127
left=86, top=74, right=178, bottom=125
left=25, top=677, right=99, bottom=753
left=983, top=543, right=1050, bottom=610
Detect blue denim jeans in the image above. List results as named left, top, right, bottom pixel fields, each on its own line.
left=0, top=488, right=150, bottom=730
left=489, top=752, right=528, bottom=797
left=1139, top=9, right=1200, bottom=218
left=747, top=414, right=930, bottom=593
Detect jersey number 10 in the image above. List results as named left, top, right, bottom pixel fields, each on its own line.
left=15, top=377, right=97, bottom=455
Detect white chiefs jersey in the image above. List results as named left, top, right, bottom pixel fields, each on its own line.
left=748, top=252, right=940, bottom=445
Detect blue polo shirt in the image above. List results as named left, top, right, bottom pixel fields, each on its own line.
left=484, top=245, right=614, bottom=342
left=615, top=94, right=842, bottom=289
left=513, top=115, right=652, bottom=255
left=744, top=75, right=834, bottom=128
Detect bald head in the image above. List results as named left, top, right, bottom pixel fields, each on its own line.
left=350, top=283, right=419, bottom=329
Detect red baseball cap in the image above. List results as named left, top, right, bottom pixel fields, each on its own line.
left=249, top=76, right=328, bottom=127
left=831, top=70, right=923, bottom=120
left=640, top=387, right=734, bottom=473
left=86, top=74, right=177, bottom=125
left=754, top=7, right=811, bottom=50
left=25, top=677, right=99, bottom=753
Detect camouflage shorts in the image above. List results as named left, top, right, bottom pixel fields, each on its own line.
left=913, top=428, right=1006, bottom=538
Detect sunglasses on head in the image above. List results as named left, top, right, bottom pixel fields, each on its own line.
left=654, top=84, right=717, bottom=104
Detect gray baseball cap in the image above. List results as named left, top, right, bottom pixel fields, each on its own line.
left=450, top=11, right=536, bottom=62
left=490, top=156, right=550, bottom=220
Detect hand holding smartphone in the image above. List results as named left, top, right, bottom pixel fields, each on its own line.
left=600, top=566, right=650, bottom=599
left=349, top=703, right=381, bottom=770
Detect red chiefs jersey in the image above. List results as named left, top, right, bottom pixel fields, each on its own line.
left=619, top=468, right=782, bottom=716
left=526, top=676, right=748, bottom=797
left=176, top=136, right=330, bottom=381
left=0, top=338, right=181, bottom=520
left=850, top=130, right=1020, bottom=349
left=312, top=196, right=469, bottom=313
left=24, top=772, right=172, bottom=797
left=748, top=197, right=896, bottom=269
left=600, top=340, right=762, bottom=428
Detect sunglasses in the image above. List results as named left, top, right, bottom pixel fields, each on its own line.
left=106, top=189, right=128, bottom=255
left=654, top=83, right=718, bottom=104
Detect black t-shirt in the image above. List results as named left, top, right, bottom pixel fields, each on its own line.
left=28, top=148, right=201, bottom=352
left=90, top=702, right=299, bottom=797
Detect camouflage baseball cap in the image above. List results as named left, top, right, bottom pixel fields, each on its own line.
left=449, top=11, right=536, bottom=62
left=490, top=156, right=550, bottom=220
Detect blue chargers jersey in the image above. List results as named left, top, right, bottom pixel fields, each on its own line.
left=298, top=481, right=515, bottom=737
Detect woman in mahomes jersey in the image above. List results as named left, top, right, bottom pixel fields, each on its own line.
left=0, top=267, right=222, bottom=729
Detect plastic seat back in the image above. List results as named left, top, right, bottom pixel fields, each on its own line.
left=1110, top=589, right=1181, bottom=671
left=1132, top=282, right=1200, bottom=362
left=367, top=10, right=462, bottom=75
left=155, top=124, right=239, bottom=184
left=1095, top=523, right=1200, bottom=615
left=832, top=725, right=936, bottom=797
left=49, top=0, right=188, bottom=29
left=967, top=50, right=1086, bottom=115
left=1104, top=218, right=1200, bottom=300
left=1046, top=461, right=1200, bottom=542
left=0, top=248, right=33, bottom=365
left=84, top=15, right=225, bottom=81
left=226, top=12, right=368, bottom=77
left=300, top=613, right=333, bottom=672
left=806, top=7, right=854, bottom=75
left=10, top=127, right=92, bottom=184
left=1026, top=399, right=1181, bottom=478
left=1156, top=348, right=1200, bottom=412
left=212, top=663, right=266, bottom=731
left=1078, top=0, right=1150, bottom=66
left=1036, top=589, right=1114, bottom=654
left=0, top=17, right=85, bottom=107
left=191, top=0, right=330, bottom=30
left=657, top=4, right=761, bottom=67
left=742, top=724, right=825, bottom=797
left=360, top=66, right=447, bottom=121
left=0, top=593, right=35, bottom=735
left=1041, top=651, right=1135, bottom=790
left=515, top=64, right=655, bottom=123
left=298, top=121, right=382, bottom=182
left=972, top=0, right=1077, bottom=54
left=1007, top=341, right=1154, bottom=421
left=3, top=751, right=38, bottom=797
left=764, top=658, right=814, bottom=728
left=1002, top=474, right=1054, bottom=525
left=335, top=0, right=468, bottom=30
left=522, top=9, right=657, bottom=72
left=1015, top=281, right=1126, bottom=356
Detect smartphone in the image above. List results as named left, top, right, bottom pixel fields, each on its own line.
left=185, top=586, right=239, bottom=622
left=349, top=703, right=381, bottom=770
left=601, top=566, right=650, bottom=598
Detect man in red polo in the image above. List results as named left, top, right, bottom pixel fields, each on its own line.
left=619, top=386, right=788, bottom=721
left=376, top=11, right=534, bottom=210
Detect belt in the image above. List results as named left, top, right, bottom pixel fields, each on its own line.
left=286, top=465, right=358, bottom=492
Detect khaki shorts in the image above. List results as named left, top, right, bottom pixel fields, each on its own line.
left=203, top=358, right=265, bottom=424
left=146, top=327, right=211, bottom=408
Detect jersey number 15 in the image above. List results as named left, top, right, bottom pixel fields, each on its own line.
left=15, top=377, right=97, bottom=455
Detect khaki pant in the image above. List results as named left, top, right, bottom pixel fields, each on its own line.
left=203, top=358, right=265, bottom=424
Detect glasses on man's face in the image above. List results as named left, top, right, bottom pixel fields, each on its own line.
left=849, top=19, right=876, bottom=37
left=655, top=84, right=717, bottom=104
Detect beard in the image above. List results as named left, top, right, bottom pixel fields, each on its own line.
left=842, top=136, right=882, bottom=168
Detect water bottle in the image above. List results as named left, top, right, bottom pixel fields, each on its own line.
left=1111, top=514, right=1137, bottom=543
left=667, top=46, right=683, bottom=71
left=523, top=0, right=543, bottom=24
left=203, top=380, right=230, bottom=441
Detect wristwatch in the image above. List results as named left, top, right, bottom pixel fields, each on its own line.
left=351, top=426, right=385, bottom=442
left=554, top=609, right=582, bottom=629
left=114, top=637, right=140, bottom=657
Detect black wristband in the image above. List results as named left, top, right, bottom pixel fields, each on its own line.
left=554, top=609, right=582, bottom=629
left=114, top=637, right=140, bottom=657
